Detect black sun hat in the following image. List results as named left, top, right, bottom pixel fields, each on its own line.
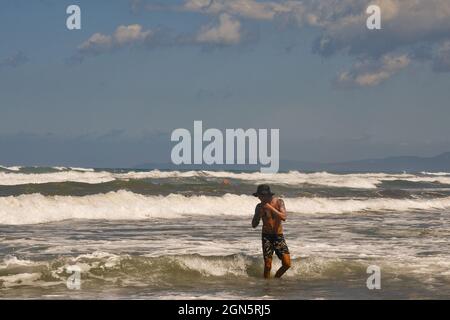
left=253, top=184, right=275, bottom=197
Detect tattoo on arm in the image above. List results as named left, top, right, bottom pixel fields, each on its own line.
left=278, top=199, right=286, bottom=213
left=277, top=199, right=287, bottom=221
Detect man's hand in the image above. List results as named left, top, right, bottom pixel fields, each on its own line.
left=264, top=203, right=276, bottom=211
left=263, top=200, right=287, bottom=221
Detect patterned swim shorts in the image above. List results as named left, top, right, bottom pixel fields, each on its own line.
left=262, top=233, right=290, bottom=260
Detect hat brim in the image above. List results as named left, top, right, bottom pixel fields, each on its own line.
left=253, top=192, right=275, bottom=197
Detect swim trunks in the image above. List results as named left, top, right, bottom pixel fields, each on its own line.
left=262, top=233, right=290, bottom=260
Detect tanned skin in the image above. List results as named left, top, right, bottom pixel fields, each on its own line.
left=252, top=195, right=291, bottom=278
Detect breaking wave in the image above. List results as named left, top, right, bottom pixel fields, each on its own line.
left=2, top=191, right=450, bottom=225
left=0, top=165, right=22, bottom=172
left=0, top=251, right=371, bottom=289
left=2, top=169, right=450, bottom=189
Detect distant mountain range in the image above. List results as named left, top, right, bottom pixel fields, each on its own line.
left=281, top=152, right=450, bottom=173
left=134, top=152, right=450, bottom=173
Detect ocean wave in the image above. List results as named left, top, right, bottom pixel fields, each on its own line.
left=0, top=251, right=368, bottom=288
left=3, top=251, right=448, bottom=290
left=0, top=165, right=22, bottom=172
left=2, top=169, right=450, bottom=189
left=1, top=191, right=450, bottom=225
left=52, top=167, right=95, bottom=172
left=0, top=171, right=115, bottom=185
left=421, top=171, right=450, bottom=176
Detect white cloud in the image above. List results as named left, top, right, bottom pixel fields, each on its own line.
left=183, top=0, right=296, bottom=20
left=196, top=13, right=241, bottom=45
left=82, top=0, right=450, bottom=85
left=176, top=0, right=450, bottom=84
left=78, top=33, right=113, bottom=53
left=114, top=25, right=153, bottom=46
left=78, top=24, right=152, bottom=56
left=310, top=0, right=450, bottom=56
left=74, top=17, right=243, bottom=63
left=337, top=54, right=411, bottom=87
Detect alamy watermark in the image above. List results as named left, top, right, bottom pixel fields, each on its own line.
left=66, top=5, right=81, bottom=30
left=366, top=5, right=382, bottom=30
left=171, top=121, right=280, bottom=173
left=66, top=265, right=81, bottom=290
left=366, top=265, right=381, bottom=290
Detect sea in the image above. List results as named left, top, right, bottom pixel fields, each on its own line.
left=0, top=165, right=449, bottom=299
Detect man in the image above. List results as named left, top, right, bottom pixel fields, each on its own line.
left=251, top=184, right=291, bottom=279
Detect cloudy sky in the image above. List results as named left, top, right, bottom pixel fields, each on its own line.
left=1, top=0, right=450, bottom=168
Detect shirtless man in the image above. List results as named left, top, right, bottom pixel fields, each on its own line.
left=251, top=184, right=291, bottom=279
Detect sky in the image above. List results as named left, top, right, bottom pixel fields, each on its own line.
left=1, top=0, right=450, bottom=168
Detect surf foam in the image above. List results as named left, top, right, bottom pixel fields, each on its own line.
left=2, top=191, right=450, bottom=225
left=2, top=169, right=450, bottom=188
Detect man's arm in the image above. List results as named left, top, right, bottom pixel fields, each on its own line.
left=264, top=199, right=287, bottom=221
left=252, top=204, right=262, bottom=228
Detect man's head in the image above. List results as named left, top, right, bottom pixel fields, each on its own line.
left=253, top=184, right=274, bottom=203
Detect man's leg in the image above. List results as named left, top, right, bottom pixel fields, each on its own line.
left=262, top=235, right=273, bottom=279
left=264, top=257, right=272, bottom=279
left=275, top=254, right=291, bottom=278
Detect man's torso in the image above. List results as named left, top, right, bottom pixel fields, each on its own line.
left=259, top=197, right=284, bottom=235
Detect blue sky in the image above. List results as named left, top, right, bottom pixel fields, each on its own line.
left=1, top=0, right=450, bottom=167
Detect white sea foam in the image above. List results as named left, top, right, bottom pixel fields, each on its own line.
left=69, top=167, right=95, bottom=172
left=1, top=250, right=447, bottom=288
left=0, top=171, right=115, bottom=185
left=52, top=166, right=68, bottom=171
left=2, top=169, right=450, bottom=188
left=51, top=166, right=95, bottom=172
left=2, top=191, right=450, bottom=225
left=1, top=256, right=39, bottom=269
left=421, top=171, right=450, bottom=176
left=0, top=165, right=22, bottom=172
left=0, top=273, right=42, bottom=288
left=115, top=170, right=450, bottom=187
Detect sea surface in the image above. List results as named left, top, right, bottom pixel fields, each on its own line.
left=0, top=166, right=449, bottom=299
